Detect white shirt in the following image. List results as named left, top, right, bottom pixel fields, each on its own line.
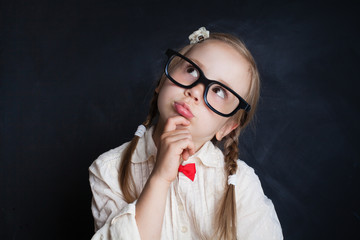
left=89, top=127, right=283, bottom=240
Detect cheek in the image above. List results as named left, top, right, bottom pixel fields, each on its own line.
left=192, top=108, right=227, bottom=134
left=157, top=90, right=168, bottom=113
left=156, top=83, right=181, bottom=116
left=157, top=84, right=175, bottom=103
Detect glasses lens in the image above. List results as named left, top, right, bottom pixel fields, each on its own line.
left=167, top=56, right=200, bottom=86
left=206, top=83, right=240, bottom=115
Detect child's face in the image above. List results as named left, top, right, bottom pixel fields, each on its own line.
left=156, top=40, right=251, bottom=151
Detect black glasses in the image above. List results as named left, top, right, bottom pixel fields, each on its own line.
left=164, top=49, right=251, bottom=117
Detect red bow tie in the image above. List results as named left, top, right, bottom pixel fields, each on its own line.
left=178, top=163, right=196, bottom=181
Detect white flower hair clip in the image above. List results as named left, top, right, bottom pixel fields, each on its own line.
left=188, top=27, right=210, bottom=44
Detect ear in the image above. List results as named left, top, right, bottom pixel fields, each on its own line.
left=215, top=121, right=239, bottom=141
left=155, top=86, right=160, bottom=93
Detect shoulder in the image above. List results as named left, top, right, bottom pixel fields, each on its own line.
left=234, top=160, right=283, bottom=239
left=89, top=141, right=130, bottom=179
left=234, top=159, right=266, bottom=200
left=233, top=160, right=277, bottom=214
left=235, top=160, right=261, bottom=186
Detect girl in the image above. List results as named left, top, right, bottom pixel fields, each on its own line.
left=89, top=27, right=283, bottom=240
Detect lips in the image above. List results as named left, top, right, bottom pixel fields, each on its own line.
left=174, top=102, right=194, bottom=119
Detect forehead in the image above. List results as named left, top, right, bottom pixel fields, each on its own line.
left=185, top=40, right=251, bottom=97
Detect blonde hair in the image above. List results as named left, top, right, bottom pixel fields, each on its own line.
left=119, top=32, right=260, bottom=239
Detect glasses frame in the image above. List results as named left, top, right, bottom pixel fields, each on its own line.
left=164, top=49, right=251, bottom=117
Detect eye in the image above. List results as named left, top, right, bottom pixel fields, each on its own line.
left=212, top=86, right=226, bottom=99
left=186, top=66, right=199, bottom=78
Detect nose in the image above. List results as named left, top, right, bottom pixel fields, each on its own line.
left=184, top=83, right=205, bottom=103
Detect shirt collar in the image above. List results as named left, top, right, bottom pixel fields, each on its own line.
left=132, top=126, right=224, bottom=168
left=189, top=141, right=224, bottom=168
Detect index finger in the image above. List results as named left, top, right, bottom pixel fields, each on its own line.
left=164, top=116, right=190, bottom=133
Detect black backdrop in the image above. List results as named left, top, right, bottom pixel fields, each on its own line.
left=1, top=0, right=359, bottom=239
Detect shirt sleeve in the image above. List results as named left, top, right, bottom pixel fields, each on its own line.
left=89, top=147, right=141, bottom=240
left=235, top=160, right=283, bottom=240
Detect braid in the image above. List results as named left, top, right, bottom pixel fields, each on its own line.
left=119, top=90, right=158, bottom=203
left=215, top=126, right=241, bottom=239
left=224, top=128, right=240, bottom=175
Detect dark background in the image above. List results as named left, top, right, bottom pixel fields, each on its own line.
left=1, top=0, right=359, bottom=239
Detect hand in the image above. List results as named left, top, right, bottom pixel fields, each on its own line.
left=152, top=116, right=195, bottom=184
